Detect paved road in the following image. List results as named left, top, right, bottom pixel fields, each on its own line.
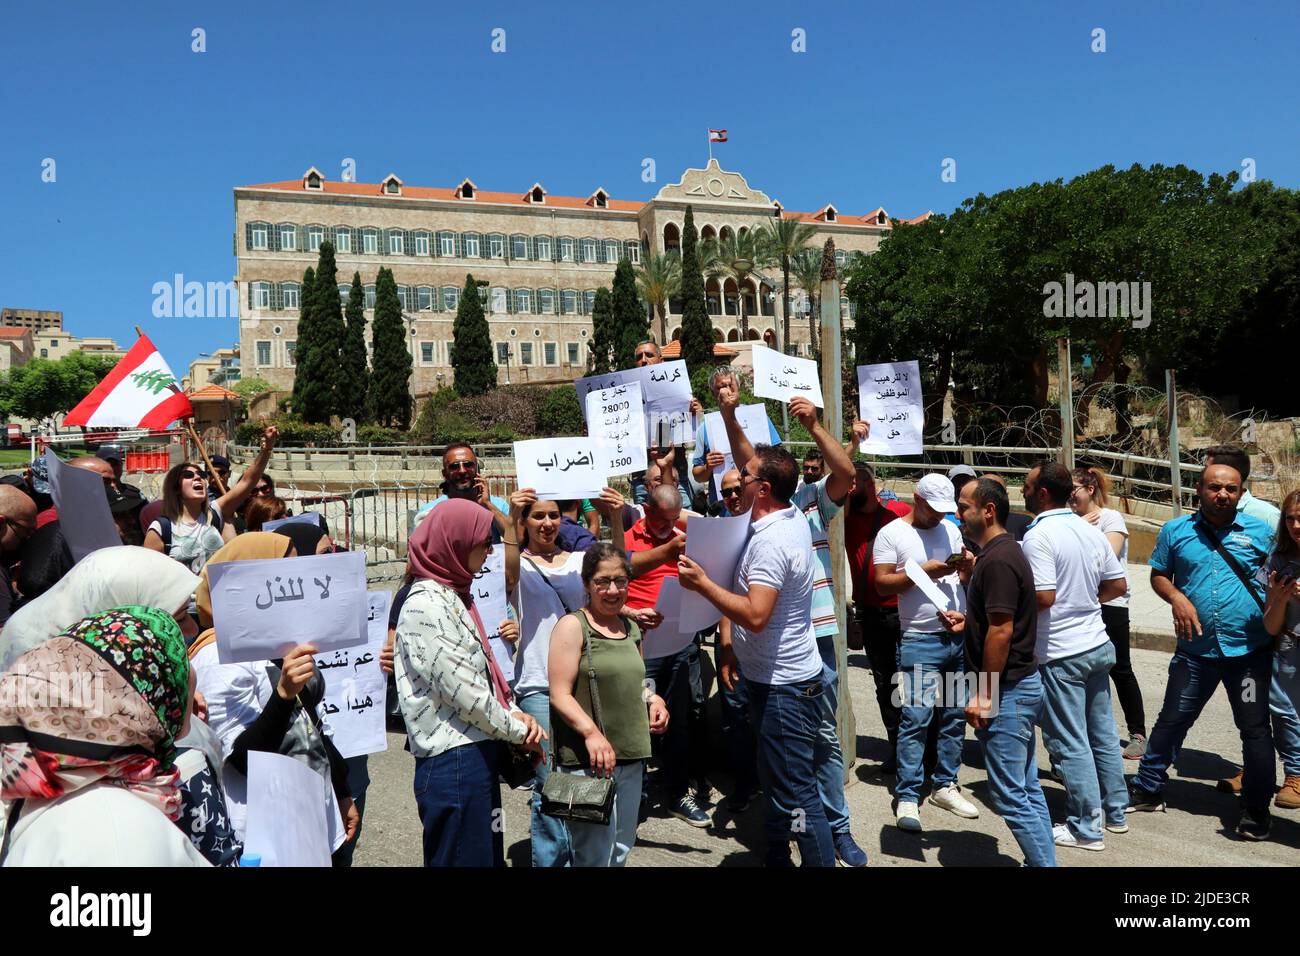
left=353, top=640, right=1299, bottom=867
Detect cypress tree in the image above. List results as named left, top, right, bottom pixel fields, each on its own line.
left=309, top=240, right=347, bottom=418
left=611, top=257, right=647, bottom=371
left=368, top=267, right=413, bottom=428
left=338, top=271, right=369, bottom=421
left=291, top=265, right=321, bottom=420
left=450, top=274, right=497, bottom=395
left=587, top=287, right=616, bottom=374
left=678, top=205, right=714, bottom=374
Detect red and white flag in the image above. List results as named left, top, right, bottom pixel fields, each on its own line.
left=708, top=129, right=728, bottom=143
left=63, top=333, right=193, bottom=429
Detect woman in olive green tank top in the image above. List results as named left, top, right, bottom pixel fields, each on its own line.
left=549, top=544, right=669, bottom=867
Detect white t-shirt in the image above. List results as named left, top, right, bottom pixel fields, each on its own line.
left=731, top=506, right=824, bottom=685
left=1095, top=508, right=1130, bottom=608
left=872, top=518, right=966, bottom=634
left=1021, top=508, right=1127, bottom=663
left=3, top=784, right=211, bottom=867
left=510, top=550, right=587, bottom=698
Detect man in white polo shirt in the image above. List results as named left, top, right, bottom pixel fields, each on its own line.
left=1021, top=460, right=1129, bottom=852
left=873, top=473, right=979, bottom=832
left=678, top=444, right=835, bottom=867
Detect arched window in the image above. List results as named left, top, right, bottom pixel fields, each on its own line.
left=603, top=239, right=622, bottom=264
left=364, top=284, right=376, bottom=309
left=557, top=237, right=575, bottom=262
left=662, top=223, right=680, bottom=252
left=514, top=288, right=532, bottom=313
left=281, top=282, right=300, bottom=310
left=387, top=229, right=405, bottom=256
left=463, top=232, right=482, bottom=258
left=510, top=234, right=528, bottom=260
left=441, top=286, right=459, bottom=312
left=277, top=223, right=297, bottom=251
left=332, top=226, right=353, bottom=253
left=580, top=238, right=597, bottom=263
left=538, top=288, right=556, bottom=314
left=417, top=286, right=434, bottom=311
left=534, top=235, right=552, bottom=261
left=247, top=221, right=269, bottom=251
left=413, top=230, right=431, bottom=256
left=361, top=228, right=379, bottom=255
left=560, top=290, right=578, bottom=314
left=306, top=225, right=325, bottom=252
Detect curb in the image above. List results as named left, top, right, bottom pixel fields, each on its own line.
left=1130, top=627, right=1178, bottom=655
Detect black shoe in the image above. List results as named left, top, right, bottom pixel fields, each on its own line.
left=879, top=756, right=897, bottom=775
left=726, top=788, right=758, bottom=813
left=1236, top=810, right=1271, bottom=841
left=1126, top=781, right=1166, bottom=813
left=671, top=794, right=711, bottom=827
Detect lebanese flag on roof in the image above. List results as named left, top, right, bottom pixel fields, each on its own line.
left=63, top=333, right=193, bottom=429
left=709, top=129, right=728, bottom=143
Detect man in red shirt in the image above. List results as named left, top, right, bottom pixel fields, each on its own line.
left=844, top=461, right=912, bottom=773
left=624, top=484, right=709, bottom=826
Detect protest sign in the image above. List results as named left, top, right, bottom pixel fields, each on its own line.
left=678, top=510, right=752, bottom=633
left=245, top=751, right=333, bottom=867
left=44, top=449, right=121, bottom=562
left=703, top=404, right=773, bottom=495
left=514, top=436, right=608, bottom=500
left=585, top=381, right=648, bottom=478
left=315, top=590, right=389, bottom=759
left=751, top=344, right=825, bottom=407
left=576, top=361, right=694, bottom=447
left=646, top=576, right=695, bottom=659
left=856, top=360, right=924, bottom=455
left=207, top=550, right=368, bottom=664
left=263, top=512, right=325, bottom=533
left=472, top=548, right=515, bottom=682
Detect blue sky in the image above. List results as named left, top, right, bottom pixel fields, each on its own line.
left=1, top=0, right=1296, bottom=375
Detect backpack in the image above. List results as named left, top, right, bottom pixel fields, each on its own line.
left=156, top=503, right=224, bottom=550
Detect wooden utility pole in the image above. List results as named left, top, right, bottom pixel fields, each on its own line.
left=819, top=240, right=856, bottom=780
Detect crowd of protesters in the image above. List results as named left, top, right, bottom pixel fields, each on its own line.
left=2, top=348, right=1299, bottom=869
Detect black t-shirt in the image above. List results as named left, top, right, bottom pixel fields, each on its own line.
left=965, top=533, right=1038, bottom=684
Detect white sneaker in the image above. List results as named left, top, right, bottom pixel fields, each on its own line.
left=929, top=784, right=980, bottom=819
left=896, top=800, right=923, bottom=832
left=1053, top=823, right=1105, bottom=851
left=1106, top=818, right=1129, bottom=834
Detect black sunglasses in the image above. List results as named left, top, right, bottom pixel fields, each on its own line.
left=180, top=469, right=206, bottom=482
left=721, top=486, right=742, bottom=498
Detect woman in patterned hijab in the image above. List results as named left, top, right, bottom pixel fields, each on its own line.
left=1, top=606, right=209, bottom=866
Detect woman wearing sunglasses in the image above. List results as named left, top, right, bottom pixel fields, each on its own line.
left=144, top=426, right=279, bottom=573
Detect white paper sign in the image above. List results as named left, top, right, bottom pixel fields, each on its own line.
left=751, top=344, right=825, bottom=407
left=678, top=509, right=753, bottom=633
left=263, top=512, right=324, bottom=533
left=245, top=751, right=333, bottom=867
left=514, top=437, right=609, bottom=500
left=576, top=361, right=694, bottom=449
left=645, top=405, right=695, bottom=448
left=645, top=575, right=695, bottom=659
left=45, top=450, right=121, bottom=562
left=585, top=381, right=648, bottom=478
left=472, top=548, right=515, bottom=683
left=207, top=550, right=369, bottom=664
left=857, top=360, right=924, bottom=455
left=903, top=558, right=952, bottom=611
left=703, top=405, right=772, bottom=496
left=315, top=591, right=389, bottom=759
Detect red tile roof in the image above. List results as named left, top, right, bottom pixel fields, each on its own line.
left=240, top=175, right=914, bottom=225
left=660, top=340, right=739, bottom=359
left=0, top=328, right=32, bottom=339
left=188, top=384, right=242, bottom=402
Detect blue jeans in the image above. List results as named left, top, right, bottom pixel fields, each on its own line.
left=518, top=692, right=573, bottom=868
left=1134, top=647, right=1274, bottom=817
left=642, top=648, right=692, bottom=803
left=412, top=741, right=502, bottom=867
left=895, top=629, right=968, bottom=804
left=815, top=636, right=850, bottom=835
left=747, top=674, right=837, bottom=867
left=1040, top=642, right=1128, bottom=840
left=717, top=656, right=759, bottom=796
left=975, top=672, right=1057, bottom=867
left=1270, top=648, right=1300, bottom=776
left=565, top=761, right=645, bottom=867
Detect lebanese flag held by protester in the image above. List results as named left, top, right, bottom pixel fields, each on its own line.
left=709, top=129, right=728, bottom=143
left=63, top=333, right=193, bottom=429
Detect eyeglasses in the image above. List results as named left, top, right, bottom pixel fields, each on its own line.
left=254, top=484, right=272, bottom=495
left=445, top=461, right=476, bottom=473
left=180, top=469, right=206, bottom=482
left=634, top=351, right=656, bottom=361
left=592, top=576, right=630, bottom=591
left=721, top=486, right=742, bottom=498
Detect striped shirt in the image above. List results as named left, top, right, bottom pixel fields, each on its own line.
left=792, top=477, right=842, bottom=638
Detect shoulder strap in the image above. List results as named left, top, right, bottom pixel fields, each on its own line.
left=1195, top=522, right=1265, bottom=612
left=157, top=516, right=172, bottom=548
left=521, top=554, right=573, bottom=614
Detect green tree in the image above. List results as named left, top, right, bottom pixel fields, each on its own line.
left=757, top=217, right=818, bottom=354
left=309, top=240, right=347, bottom=419
left=611, top=257, right=647, bottom=370
left=701, top=228, right=769, bottom=340
left=587, top=287, right=616, bottom=374
left=677, top=206, right=714, bottom=373
left=450, top=273, right=497, bottom=396
left=368, top=267, right=413, bottom=428
left=338, top=271, right=369, bottom=419
left=634, top=251, right=681, bottom=347
left=0, top=351, right=116, bottom=426
left=231, top=377, right=274, bottom=401
left=789, top=248, right=822, bottom=358
left=290, top=265, right=322, bottom=419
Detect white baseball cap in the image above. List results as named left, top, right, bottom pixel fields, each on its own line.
left=916, top=473, right=959, bottom=513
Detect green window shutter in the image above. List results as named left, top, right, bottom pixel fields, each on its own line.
left=247, top=283, right=254, bottom=311
left=456, top=233, right=464, bottom=257
left=269, top=225, right=279, bottom=252
left=245, top=222, right=254, bottom=250
left=270, top=283, right=281, bottom=311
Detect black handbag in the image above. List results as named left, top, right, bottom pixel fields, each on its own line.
left=538, top=612, right=616, bottom=825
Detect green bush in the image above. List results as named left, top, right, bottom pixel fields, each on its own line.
left=236, top=415, right=336, bottom=447
left=356, top=425, right=407, bottom=446
left=536, top=385, right=584, bottom=435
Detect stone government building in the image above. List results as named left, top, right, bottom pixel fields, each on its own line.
left=234, top=161, right=927, bottom=394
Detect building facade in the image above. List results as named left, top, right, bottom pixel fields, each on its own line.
left=32, top=330, right=125, bottom=363
left=1, top=308, right=62, bottom=332
left=234, top=162, right=926, bottom=395
left=184, top=346, right=241, bottom=391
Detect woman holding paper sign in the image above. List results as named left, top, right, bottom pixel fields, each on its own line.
left=189, top=533, right=360, bottom=864
left=395, top=498, right=545, bottom=867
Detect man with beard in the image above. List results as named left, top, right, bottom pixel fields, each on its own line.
left=413, top=442, right=511, bottom=541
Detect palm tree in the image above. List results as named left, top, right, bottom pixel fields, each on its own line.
left=634, top=251, right=682, bottom=346
left=700, top=230, right=770, bottom=340
left=756, top=218, right=817, bottom=354
left=790, top=247, right=822, bottom=357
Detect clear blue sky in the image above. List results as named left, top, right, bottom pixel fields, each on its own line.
left=1, top=0, right=1296, bottom=375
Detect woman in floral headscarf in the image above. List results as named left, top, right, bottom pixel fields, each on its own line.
left=0, top=606, right=210, bottom=866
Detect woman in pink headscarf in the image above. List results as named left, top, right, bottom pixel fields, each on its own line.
left=394, top=498, right=545, bottom=867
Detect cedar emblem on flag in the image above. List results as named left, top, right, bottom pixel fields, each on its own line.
left=63, top=332, right=194, bottom=429
left=709, top=129, right=728, bottom=143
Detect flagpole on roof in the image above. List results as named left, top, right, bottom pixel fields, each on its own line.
left=707, top=129, right=712, bottom=165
